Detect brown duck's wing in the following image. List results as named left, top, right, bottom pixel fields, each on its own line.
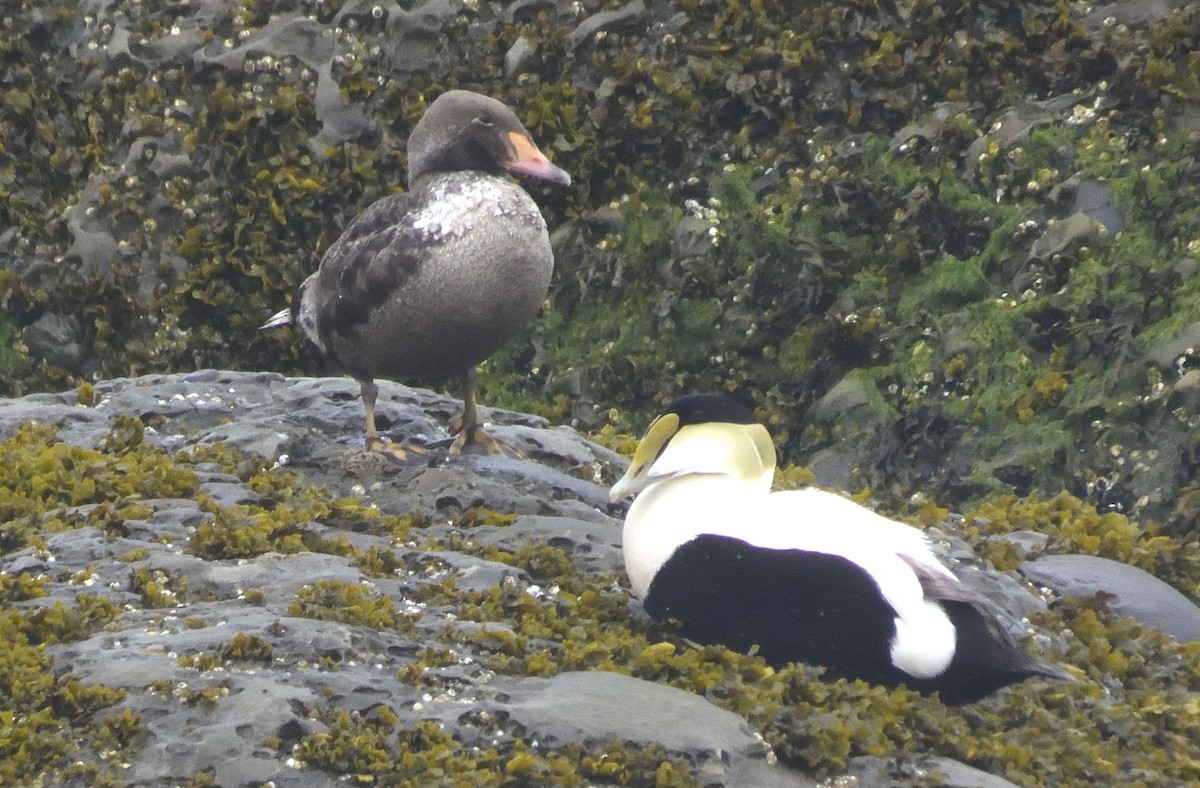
left=313, top=192, right=438, bottom=339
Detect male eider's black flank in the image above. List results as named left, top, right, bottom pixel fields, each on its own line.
left=609, top=394, right=1071, bottom=704
left=261, top=90, right=570, bottom=459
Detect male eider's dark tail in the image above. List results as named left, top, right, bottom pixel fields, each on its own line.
left=907, top=598, right=1073, bottom=704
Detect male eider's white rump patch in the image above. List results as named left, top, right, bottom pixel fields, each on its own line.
left=611, top=393, right=1072, bottom=704
left=888, top=595, right=958, bottom=679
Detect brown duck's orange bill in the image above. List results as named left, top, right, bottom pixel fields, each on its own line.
left=506, top=131, right=571, bottom=186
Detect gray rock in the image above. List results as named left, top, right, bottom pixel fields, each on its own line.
left=848, top=754, right=1025, bottom=788
left=1079, top=0, right=1175, bottom=30
left=504, top=35, right=538, bottom=79
left=811, top=372, right=875, bottom=425
left=0, top=371, right=1080, bottom=785
left=1072, top=180, right=1124, bottom=237
left=993, top=528, right=1052, bottom=558
left=672, top=214, right=718, bottom=259
left=471, top=514, right=624, bottom=575
left=1028, top=211, right=1101, bottom=260
left=1145, top=321, right=1200, bottom=371
left=22, top=312, right=90, bottom=373
left=1021, top=553, right=1200, bottom=643
left=565, top=0, right=647, bottom=50
left=493, top=671, right=811, bottom=787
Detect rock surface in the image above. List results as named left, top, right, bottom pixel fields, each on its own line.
left=2, top=371, right=820, bottom=786
left=1021, top=553, right=1200, bottom=644
left=0, top=371, right=1130, bottom=786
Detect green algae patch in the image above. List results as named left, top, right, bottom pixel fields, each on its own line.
left=0, top=595, right=130, bottom=785
left=0, top=421, right=201, bottom=553
left=188, top=501, right=311, bottom=560
left=966, top=491, right=1198, bottom=598
left=129, top=564, right=188, bottom=609
left=288, top=578, right=416, bottom=634
left=0, top=571, right=49, bottom=603
left=292, top=711, right=699, bottom=787
left=183, top=444, right=413, bottom=560
left=145, top=679, right=228, bottom=710
left=179, top=632, right=275, bottom=672
left=0, top=419, right=429, bottom=781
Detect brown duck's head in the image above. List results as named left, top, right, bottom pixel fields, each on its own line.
left=406, top=90, right=571, bottom=188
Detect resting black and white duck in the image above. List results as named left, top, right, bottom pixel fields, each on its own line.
left=609, top=394, right=1071, bottom=704
left=262, top=89, right=570, bottom=458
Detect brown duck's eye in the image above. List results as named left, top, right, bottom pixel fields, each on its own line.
left=474, top=112, right=495, bottom=127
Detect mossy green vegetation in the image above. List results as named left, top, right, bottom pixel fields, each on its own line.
left=0, top=422, right=199, bottom=555
left=0, top=417, right=413, bottom=782
left=184, top=447, right=412, bottom=561
left=0, top=592, right=129, bottom=785
left=178, top=632, right=275, bottom=671
left=288, top=578, right=415, bottom=632
left=966, top=492, right=1198, bottom=595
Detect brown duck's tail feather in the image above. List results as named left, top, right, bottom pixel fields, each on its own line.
left=259, top=307, right=293, bottom=330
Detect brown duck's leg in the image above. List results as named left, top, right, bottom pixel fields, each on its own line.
left=448, top=367, right=525, bottom=458
left=360, top=378, right=380, bottom=440
left=361, top=377, right=429, bottom=463
left=460, top=366, right=480, bottom=436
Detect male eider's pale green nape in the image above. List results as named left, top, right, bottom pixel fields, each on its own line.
left=611, top=401, right=776, bottom=501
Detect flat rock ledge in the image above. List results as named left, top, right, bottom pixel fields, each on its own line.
left=0, top=371, right=1109, bottom=787
left=1, top=371, right=814, bottom=787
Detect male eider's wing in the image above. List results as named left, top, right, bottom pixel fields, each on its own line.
left=897, top=553, right=1073, bottom=685
left=759, top=489, right=943, bottom=559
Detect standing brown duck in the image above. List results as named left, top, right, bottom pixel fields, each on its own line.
left=262, top=90, right=570, bottom=457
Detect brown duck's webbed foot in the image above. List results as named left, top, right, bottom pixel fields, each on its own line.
left=364, top=435, right=434, bottom=465
left=358, top=378, right=432, bottom=464
left=446, top=419, right=526, bottom=459
left=447, top=367, right=525, bottom=458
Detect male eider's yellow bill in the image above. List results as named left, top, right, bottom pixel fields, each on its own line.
left=609, top=413, right=680, bottom=501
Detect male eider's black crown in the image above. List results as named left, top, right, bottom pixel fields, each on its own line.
left=665, top=394, right=756, bottom=426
